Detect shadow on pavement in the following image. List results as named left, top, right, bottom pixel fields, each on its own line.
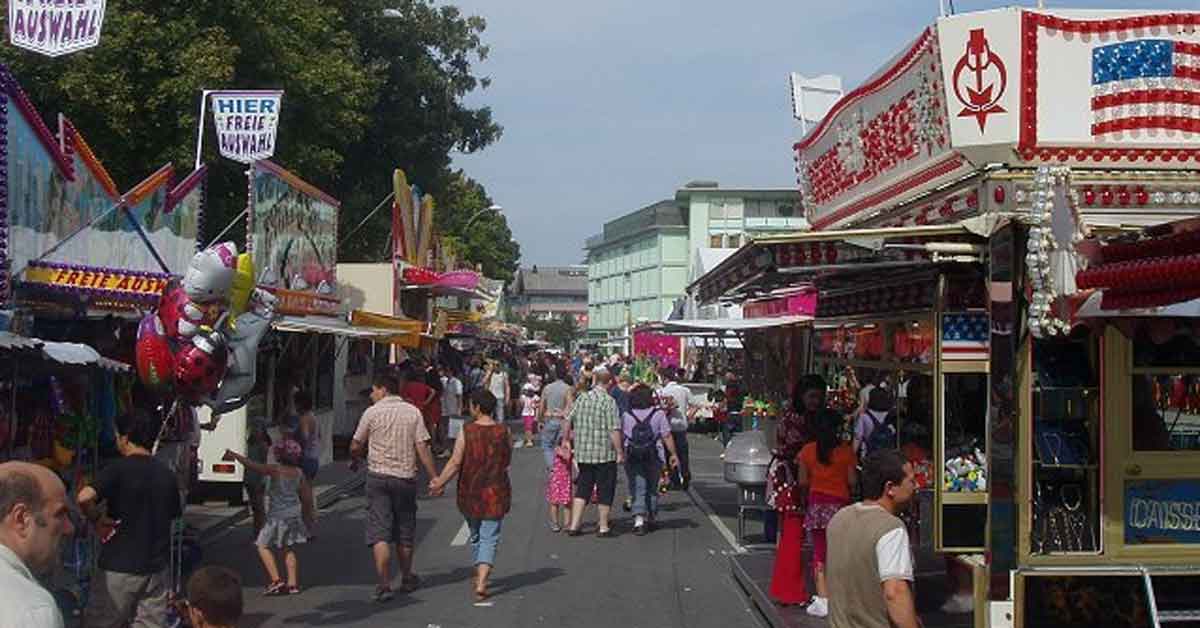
left=490, top=566, right=566, bottom=596
left=279, top=596, right=416, bottom=626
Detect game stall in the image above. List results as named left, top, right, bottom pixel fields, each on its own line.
left=693, top=7, right=1200, bottom=626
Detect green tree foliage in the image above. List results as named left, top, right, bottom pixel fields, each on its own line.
left=0, top=0, right=519, bottom=275
left=522, top=313, right=581, bottom=351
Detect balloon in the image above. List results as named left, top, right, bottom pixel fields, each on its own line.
left=226, top=253, right=255, bottom=320
left=175, top=329, right=228, bottom=403
left=135, top=314, right=176, bottom=391
left=183, top=242, right=238, bottom=304
left=204, top=289, right=278, bottom=414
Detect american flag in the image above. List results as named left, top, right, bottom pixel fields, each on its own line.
left=942, top=313, right=989, bottom=361
left=1091, top=39, right=1200, bottom=136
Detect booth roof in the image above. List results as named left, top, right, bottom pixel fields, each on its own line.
left=637, top=314, right=811, bottom=337
left=0, top=331, right=130, bottom=372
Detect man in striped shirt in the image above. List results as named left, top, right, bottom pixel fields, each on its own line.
left=564, top=367, right=624, bottom=537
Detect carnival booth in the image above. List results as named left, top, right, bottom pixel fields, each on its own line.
left=693, top=7, right=1200, bottom=627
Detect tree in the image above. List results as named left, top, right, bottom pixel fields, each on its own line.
left=0, top=0, right=519, bottom=276
left=522, top=313, right=581, bottom=351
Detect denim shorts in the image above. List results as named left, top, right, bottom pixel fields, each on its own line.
left=467, top=518, right=503, bottom=566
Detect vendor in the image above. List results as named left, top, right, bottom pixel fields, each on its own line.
left=767, top=374, right=822, bottom=606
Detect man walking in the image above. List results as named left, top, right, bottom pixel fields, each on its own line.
left=441, top=364, right=465, bottom=454
left=0, top=462, right=75, bottom=628
left=825, top=449, right=921, bottom=627
left=565, top=367, right=623, bottom=537
left=351, top=374, right=439, bottom=602
left=538, top=368, right=574, bottom=470
left=79, top=411, right=183, bottom=628
left=660, top=369, right=692, bottom=489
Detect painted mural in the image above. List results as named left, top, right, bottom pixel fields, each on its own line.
left=248, top=160, right=338, bottom=295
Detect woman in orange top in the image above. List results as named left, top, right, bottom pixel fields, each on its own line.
left=796, top=409, right=858, bottom=618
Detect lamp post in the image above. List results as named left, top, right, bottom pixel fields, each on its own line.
left=463, top=204, right=503, bottom=231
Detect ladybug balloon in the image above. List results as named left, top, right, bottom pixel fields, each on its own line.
left=175, top=329, right=229, bottom=403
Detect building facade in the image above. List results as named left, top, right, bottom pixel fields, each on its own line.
left=508, top=265, right=588, bottom=325
left=585, top=184, right=807, bottom=340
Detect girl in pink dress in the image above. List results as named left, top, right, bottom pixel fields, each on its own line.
left=546, top=437, right=573, bottom=532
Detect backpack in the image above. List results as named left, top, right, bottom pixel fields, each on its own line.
left=626, top=411, right=659, bottom=464
left=863, top=411, right=897, bottom=458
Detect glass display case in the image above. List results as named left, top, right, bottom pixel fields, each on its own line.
left=1029, top=336, right=1101, bottom=556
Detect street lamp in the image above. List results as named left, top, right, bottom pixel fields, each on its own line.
left=463, top=204, right=503, bottom=230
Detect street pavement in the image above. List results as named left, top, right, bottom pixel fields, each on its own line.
left=197, top=428, right=764, bottom=628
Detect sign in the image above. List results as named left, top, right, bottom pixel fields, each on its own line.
left=211, top=91, right=283, bottom=164
left=24, top=261, right=168, bottom=303
left=8, top=0, right=105, bottom=57
left=795, top=26, right=960, bottom=230
left=743, top=291, right=816, bottom=319
left=1125, top=479, right=1200, bottom=545
left=247, top=160, right=338, bottom=296
left=268, top=287, right=339, bottom=317
left=937, top=11, right=1020, bottom=148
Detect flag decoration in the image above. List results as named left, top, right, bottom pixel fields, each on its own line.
left=941, top=313, right=989, bottom=361
left=1091, top=39, right=1200, bottom=136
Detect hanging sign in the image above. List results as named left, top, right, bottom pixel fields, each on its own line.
left=23, top=261, right=168, bottom=303
left=266, top=287, right=339, bottom=317
left=8, top=0, right=106, bottom=57
left=210, top=91, right=283, bottom=164
left=1125, top=479, right=1200, bottom=545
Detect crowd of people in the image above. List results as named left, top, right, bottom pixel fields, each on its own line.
left=764, top=372, right=925, bottom=628
left=0, top=344, right=929, bottom=628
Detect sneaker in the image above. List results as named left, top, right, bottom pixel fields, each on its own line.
left=806, top=596, right=829, bottom=617
left=399, top=574, right=422, bottom=593
left=940, top=594, right=973, bottom=614
left=373, top=586, right=394, bottom=603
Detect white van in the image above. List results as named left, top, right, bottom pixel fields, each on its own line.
left=194, top=394, right=265, bottom=503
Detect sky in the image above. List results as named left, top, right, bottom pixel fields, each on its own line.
left=449, top=0, right=1198, bottom=266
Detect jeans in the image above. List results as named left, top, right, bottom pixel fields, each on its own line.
left=540, top=418, right=563, bottom=469
left=720, top=414, right=743, bottom=447
left=626, top=459, right=662, bottom=517
left=671, top=431, right=691, bottom=488
left=467, top=518, right=503, bottom=566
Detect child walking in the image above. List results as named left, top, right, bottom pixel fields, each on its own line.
left=546, top=435, right=573, bottom=532
left=521, top=382, right=541, bottom=448
left=224, top=440, right=315, bottom=596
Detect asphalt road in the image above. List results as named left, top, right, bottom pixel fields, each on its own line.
left=198, top=430, right=763, bottom=628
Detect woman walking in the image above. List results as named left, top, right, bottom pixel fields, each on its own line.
left=767, top=375, right=822, bottom=606
left=797, top=410, right=857, bottom=617
left=621, top=385, right=679, bottom=535
left=429, top=390, right=512, bottom=601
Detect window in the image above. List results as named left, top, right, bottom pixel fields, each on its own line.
left=1131, top=330, right=1200, bottom=451
left=710, top=235, right=723, bottom=248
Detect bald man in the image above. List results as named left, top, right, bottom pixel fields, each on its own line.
left=0, top=461, right=75, bottom=628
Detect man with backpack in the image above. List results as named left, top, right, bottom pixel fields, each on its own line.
left=620, top=385, right=680, bottom=535
left=854, top=387, right=898, bottom=462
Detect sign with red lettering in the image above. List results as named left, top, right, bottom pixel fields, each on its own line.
left=8, top=0, right=106, bottom=57
left=267, top=287, right=340, bottom=317
left=210, top=91, right=283, bottom=163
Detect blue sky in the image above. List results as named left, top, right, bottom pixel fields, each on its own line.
left=450, top=0, right=1197, bottom=265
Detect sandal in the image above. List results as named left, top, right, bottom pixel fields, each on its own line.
left=549, top=523, right=562, bottom=533
left=264, top=581, right=287, bottom=596
left=399, top=574, right=422, bottom=593
left=474, top=588, right=490, bottom=602
left=596, top=528, right=613, bottom=538
left=287, top=585, right=302, bottom=595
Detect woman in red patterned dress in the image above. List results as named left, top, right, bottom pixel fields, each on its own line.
left=430, top=389, right=512, bottom=601
left=768, top=374, right=823, bottom=606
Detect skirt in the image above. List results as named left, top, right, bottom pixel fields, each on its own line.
left=803, top=491, right=849, bottom=531
left=769, top=512, right=808, bottom=604
left=256, top=515, right=309, bottom=548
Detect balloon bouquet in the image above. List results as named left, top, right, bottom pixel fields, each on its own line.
left=135, top=242, right=278, bottom=418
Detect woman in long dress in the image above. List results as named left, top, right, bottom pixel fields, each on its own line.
left=767, top=375, right=823, bottom=606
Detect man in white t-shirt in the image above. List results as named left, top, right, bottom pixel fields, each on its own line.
left=659, top=369, right=692, bottom=489
left=825, top=449, right=920, bottom=627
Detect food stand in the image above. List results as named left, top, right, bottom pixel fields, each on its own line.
left=692, top=7, right=1200, bottom=627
